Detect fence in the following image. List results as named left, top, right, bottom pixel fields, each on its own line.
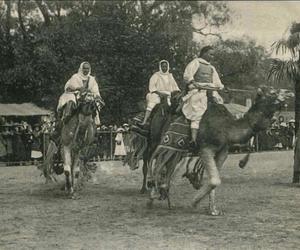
left=0, top=129, right=295, bottom=167
left=0, top=130, right=130, bottom=166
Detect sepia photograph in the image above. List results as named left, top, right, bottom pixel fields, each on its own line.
left=0, top=1, right=299, bottom=249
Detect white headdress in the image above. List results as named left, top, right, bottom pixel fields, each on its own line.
left=77, top=61, right=91, bottom=80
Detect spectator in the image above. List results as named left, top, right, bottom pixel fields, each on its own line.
left=12, top=124, right=27, bottom=164
left=279, top=122, right=289, bottom=150
left=0, top=128, right=7, bottom=161
left=31, top=124, right=43, bottom=163
left=21, top=124, right=33, bottom=162
left=122, top=123, right=131, bottom=153
left=2, top=124, right=13, bottom=163
left=114, top=127, right=126, bottom=160
left=288, top=119, right=296, bottom=149
left=97, top=125, right=111, bottom=160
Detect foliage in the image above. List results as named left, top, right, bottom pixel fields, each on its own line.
left=0, top=0, right=275, bottom=123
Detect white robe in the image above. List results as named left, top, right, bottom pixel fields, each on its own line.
left=182, top=58, right=224, bottom=122
left=57, top=74, right=101, bottom=125
left=114, top=132, right=126, bottom=156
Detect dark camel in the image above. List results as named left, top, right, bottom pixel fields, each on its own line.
left=127, top=87, right=292, bottom=215
left=124, top=93, right=173, bottom=193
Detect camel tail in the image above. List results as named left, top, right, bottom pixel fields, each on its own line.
left=239, top=152, right=250, bottom=169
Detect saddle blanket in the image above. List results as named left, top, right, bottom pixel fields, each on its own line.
left=131, top=113, right=191, bottom=151
left=160, top=116, right=190, bottom=152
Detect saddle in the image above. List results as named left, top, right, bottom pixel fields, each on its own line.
left=131, top=91, right=184, bottom=136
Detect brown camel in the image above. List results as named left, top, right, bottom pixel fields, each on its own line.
left=126, top=87, right=292, bottom=214
left=146, top=87, right=292, bottom=215
left=61, top=90, right=97, bottom=196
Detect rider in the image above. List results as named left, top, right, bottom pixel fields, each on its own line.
left=139, top=60, right=180, bottom=126
left=47, top=62, right=105, bottom=155
left=181, top=46, right=224, bottom=147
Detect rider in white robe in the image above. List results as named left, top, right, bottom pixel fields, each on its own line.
left=44, top=62, right=105, bottom=166
left=57, top=62, right=104, bottom=125
left=140, top=60, right=180, bottom=125
left=181, top=46, right=224, bottom=147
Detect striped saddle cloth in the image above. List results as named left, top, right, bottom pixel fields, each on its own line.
left=160, top=116, right=190, bottom=152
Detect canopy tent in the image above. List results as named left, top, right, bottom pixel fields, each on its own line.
left=0, top=103, right=52, bottom=116
left=224, top=103, right=249, bottom=117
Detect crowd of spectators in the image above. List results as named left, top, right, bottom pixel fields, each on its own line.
left=255, top=116, right=295, bottom=151
left=0, top=115, right=297, bottom=165
left=0, top=118, right=131, bottom=164
left=0, top=120, right=47, bottom=165
left=230, top=116, right=296, bottom=153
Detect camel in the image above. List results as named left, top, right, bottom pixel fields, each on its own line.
left=40, top=90, right=98, bottom=196
left=61, top=90, right=97, bottom=195
left=127, top=87, right=292, bottom=215
left=124, top=93, right=173, bottom=193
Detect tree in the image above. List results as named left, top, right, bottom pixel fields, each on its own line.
left=268, top=22, right=300, bottom=183
left=0, top=1, right=232, bottom=124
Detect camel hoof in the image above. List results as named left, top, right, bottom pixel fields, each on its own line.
left=71, top=193, right=80, bottom=200
left=140, top=187, right=147, bottom=194
left=209, top=209, right=224, bottom=216
left=146, top=199, right=154, bottom=209
left=75, top=172, right=80, bottom=178
left=150, top=190, right=160, bottom=200
left=191, top=200, right=198, bottom=209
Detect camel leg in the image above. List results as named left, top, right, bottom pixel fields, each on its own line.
left=192, top=148, right=221, bottom=208
left=63, top=145, right=73, bottom=194
left=72, top=152, right=81, bottom=192
left=208, top=147, right=228, bottom=215
left=140, top=160, right=148, bottom=194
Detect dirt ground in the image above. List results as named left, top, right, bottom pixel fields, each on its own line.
left=0, top=150, right=300, bottom=250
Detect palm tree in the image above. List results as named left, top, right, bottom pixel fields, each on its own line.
left=269, top=22, right=300, bottom=183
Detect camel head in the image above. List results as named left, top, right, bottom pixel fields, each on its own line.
left=77, top=90, right=97, bottom=116
left=256, top=86, right=293, bottom=111
left=250, top=86, right=294, bottom=130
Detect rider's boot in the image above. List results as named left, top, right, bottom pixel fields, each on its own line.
left=139, top=110, right=151, bottom=126
left=189, top=128, right=199, bottom=151
left=49, top=108, right=64, bottom=147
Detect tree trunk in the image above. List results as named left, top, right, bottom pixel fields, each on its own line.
left=4, top=0, right=14, bottom=68
left=35, top=0, right=51, bottom=26
left=55, top=1, right=61, bottom=18
left=17, top=0, right=27, bottom=38
left=292, top=58, right=300, bottom=182
left=293, top=134, right=300, bottom=183
left=4, top=0, right=11, bottom=38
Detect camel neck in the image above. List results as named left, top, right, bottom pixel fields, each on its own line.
left=228, top=105, right=263, bottom=144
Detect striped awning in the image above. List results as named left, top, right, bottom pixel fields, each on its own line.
left=0, top=103, right=52, bottom=116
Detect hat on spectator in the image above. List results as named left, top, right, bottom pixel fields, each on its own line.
left=289, top=119, right=295, bottom=123
left=280, top=122, right=287, bottom=127
left=117, top=127, right=125, bottom=132
left=101, top=125, right=108, bottom=130
left=123, top=123, right=129, bottom=127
